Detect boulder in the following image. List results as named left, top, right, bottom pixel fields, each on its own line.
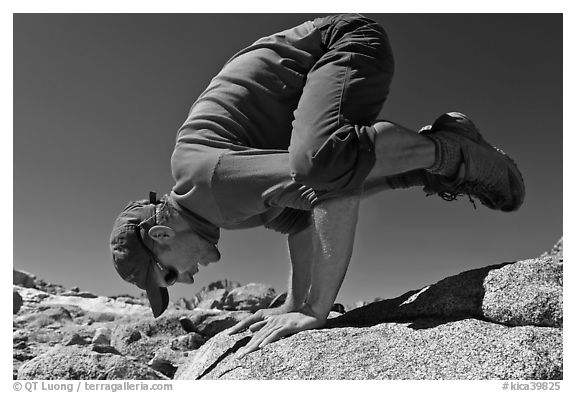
left=112, top=295, right=148, bottom=306
left=189, top=279, right=242, bottom=308
left=176, top=319, right=562, bottom=380
left=327, top=262, right=510, bottom=328
left=147, top=347, right=191, bottom=378
left=170, top=333, right=206, bottom=351
left=125, top=330, right=142, bottom=344
left=482, top=256, right=562, bottom=327
left=13, top=269, right=36, bottom=288
left=42, top=293, right=151, bottom=316
left=34, top=279, right=67, bottom=295
left=205, top=279, right=242, bottom=291
left=328, top=248, right=562, bottom=329
left=540, top=238, right=563, bottom=258
left=174, top=297, right=194, bottom=310
left=111, top=311, right=189, bottom=347
left=223, top=283, right=276, bottom=312
left=195, top=289, right=228, bottom=310
left=91, top=344, right=122, bottom=355
left=176, top=240, right=563, bottom=380
left=92, top=327, right=111, bottom=346
left=13, top=290, right=23, bottom=314
left=15, top=287, right=50, bottom=304
left=63, top=333, right=90, bottom=346
left=15, top=286, right=151, bottom=317
left=114, top=335, right=171, bottom=363
left=13, top=330, right=29, bottom=344
left=17, top=345, right=167, bottom=380
left=13, top=239, right=563, bottom=381
left=177, top=309, right=252, bottom=338
left=14, top=306, right=73, bottom=329
left=61, top=291, right=99, bottom=298
left=109, top=311, right=215, bottom=363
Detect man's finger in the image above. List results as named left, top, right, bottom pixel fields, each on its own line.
left=236, top=325, right=280, bottom=359
left=258, top=326, right=288, bottom=349
left=227, top=314, right=261, bottom=335
left=248, top=320, right=268, bottom=332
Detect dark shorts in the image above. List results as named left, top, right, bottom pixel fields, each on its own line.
left=266, top=14, right=394, bottom=233
left=289, top=13, right=394, bottom=196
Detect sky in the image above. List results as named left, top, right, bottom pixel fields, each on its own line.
left=13, top=13, right=562, bottom=308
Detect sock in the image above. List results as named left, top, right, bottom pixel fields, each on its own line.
left=386, top=170, right=427, bottom=189
left=424, top=135, right=462, bottom=178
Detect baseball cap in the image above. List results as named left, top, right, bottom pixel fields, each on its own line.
left=109, top=192, right=170, bottom=318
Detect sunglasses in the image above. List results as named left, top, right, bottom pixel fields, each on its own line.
left=137, top=192, right=179, bottom=286
left=154, top=259, right=179, bottom=286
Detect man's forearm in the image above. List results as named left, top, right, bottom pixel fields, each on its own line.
left=229, top=195, right=360, bottom=356
left=304, top=194, right=360, bottom=320
left=284, top=223, right=314, bottom=310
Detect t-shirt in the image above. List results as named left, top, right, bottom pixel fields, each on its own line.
left=170, top=21, right=324, bottom=237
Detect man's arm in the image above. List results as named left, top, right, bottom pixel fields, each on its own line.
left=226, top=222, right=314, bottom=333
left=283, top=224, right=314, bottom=310
left=230, top=194, right=360, bottom=357
left=301, top=194, right=359, bottom=319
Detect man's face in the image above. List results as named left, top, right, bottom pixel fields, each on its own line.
left=153, top=228, right=220, bottom=286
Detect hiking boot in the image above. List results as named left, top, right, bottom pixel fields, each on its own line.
left=419, top=112, right=525, bottom=212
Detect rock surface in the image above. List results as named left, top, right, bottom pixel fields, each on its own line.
left=13, top=290, right=23, bottom=314
left=14, top=239, right=563, bottom=380
left=195, top=289, right=228, bottom=310
left=482, top=255, right=562, bottom=327
left=176, top=240, right=563, bottom=380
left=17, top=346, right=167, bottom=380
left=176, top=320, right=562, bottom=380
left=13, top=277, right=266, bottom=380
left=223, top=283, right=276, bottom=312
left=13, top=269, right=36, bottom=288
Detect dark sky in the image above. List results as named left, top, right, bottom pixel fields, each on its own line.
left=13, top=14, right=562, bottom=307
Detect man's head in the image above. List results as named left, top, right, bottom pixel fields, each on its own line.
left=110, top=192, right=220, bottom=317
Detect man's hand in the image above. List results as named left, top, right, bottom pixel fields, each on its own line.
left=227, top=306, right=326, bottom=358
left=227, top=305, right=295, bottom=336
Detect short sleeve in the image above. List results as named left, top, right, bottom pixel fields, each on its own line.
left=211, top=149, right=319, bottom=225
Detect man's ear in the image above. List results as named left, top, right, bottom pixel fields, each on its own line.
left=148, top=225, right=176, bottom=244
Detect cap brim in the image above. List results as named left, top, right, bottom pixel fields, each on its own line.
left=146, top=283, right=169, bottom=318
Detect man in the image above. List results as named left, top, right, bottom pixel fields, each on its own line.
left=110, top=14, right=524, bottom=358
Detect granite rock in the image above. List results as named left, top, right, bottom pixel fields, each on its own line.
left=195, top=289, right=228, bottom=310
left=223, top=283, right=276, bottom=312
left=13, top=269, right=36, bottom=288
left=176, top=239, right=563, bottom=380
left=177, top=309, right=252, bottom=338
left=18, top=346, right=166, bottom=380
left=13, top=290, right=23, bottom=314
left=14, top=239, right=563, bottom=380
left=482, top=256, right=562, bottom=327
left=177, top=319, right=562, bottom=380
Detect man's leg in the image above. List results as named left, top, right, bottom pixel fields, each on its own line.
left=287, top=16, right=455, bottom=199
left=362, top=113, right=526, bottom=211
left=288, top=14, right=395, bottom=197
left=286, top=14, right=525, bottom=212
left=367, top=121, right=435, bottom=179
left=360, top=121, right=437, bottom=198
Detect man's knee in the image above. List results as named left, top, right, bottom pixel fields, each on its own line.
left=290, top=149, right=327, bottom=190
left=289, top=127, right=360, bottom=191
